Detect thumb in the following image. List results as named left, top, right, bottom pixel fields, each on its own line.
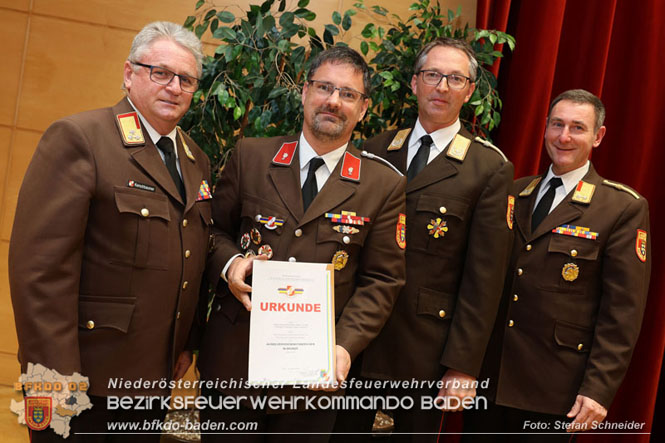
left=567, top=396, right=582, bottom=418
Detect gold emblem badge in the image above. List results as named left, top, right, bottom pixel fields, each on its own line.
left=427, top=218, right=448, bottom=238
left=506, top=195, right=515, bottom=229
left=332, top=250, right=349, bottom=271
left=562, top=262, right=579, bottom=282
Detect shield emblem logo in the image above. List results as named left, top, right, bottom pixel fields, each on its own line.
left=25, top=397, right=52, bottom=431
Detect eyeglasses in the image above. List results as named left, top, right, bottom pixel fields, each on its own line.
left=418, top=70, right=471, bottom=90
left=308, top=80, right=368, bottom=104
left=130, top=61, right=200, bottom=93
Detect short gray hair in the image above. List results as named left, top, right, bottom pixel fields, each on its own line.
left=414, top=37, right=478, bottom=82
left=549, top=89, right=606, bottom=132
left=128, top=21, right=203, bottom=77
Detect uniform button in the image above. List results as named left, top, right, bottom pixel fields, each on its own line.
left=255, top=214, right=262, bottom=222
left=526, top=244, right=532, bottom=251
left=343, top=235, right=350, bottom=244
left=288, top=257, right=297, bottom=263
left=577, top=343, right=584, bottom=351
left=294, top=229, right=303, bottom=237
left=176, top=311, right=181, bottom=319
left=517, top=268, right=523, bottom=276
left=182, top=281, right=188, bottom=290
left=571, top=249, right=578, bottom=257
left=185, top=250, right=191, bottom=258
left=182, top=219, right=188, bottom=227
left=438, top=310, right=446, bottom=318
left=513, top=294, right=518, bottom=302
left=508, top=320, right=514, bottom=327
left=140, top=208, right=149, bottom=217
left=439, top=206, right=447, bottom=214
left=86, top=320, right=95, bottom=330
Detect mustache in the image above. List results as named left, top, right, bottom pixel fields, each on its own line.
left=314, top=105, right=346, bottom=122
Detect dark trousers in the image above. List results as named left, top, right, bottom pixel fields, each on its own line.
left=332, top=362, right=446, bottom=443
left=29, top=395, right=167, bottom=443
left=199, top=386, right=338, bottom=443
left=462, top=401, right=577, bottom=443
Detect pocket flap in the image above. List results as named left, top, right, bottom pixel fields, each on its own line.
left=114, top=187, right=170, bottom=221
left=548, top=234, right=600, bottom=260
left=416, top=287, right=456, bottom=320
left=416, top=194, right=469, bottom=220
left=554, top=320, right=593, bottom=353
left=79, top=297, right=136, bottom=333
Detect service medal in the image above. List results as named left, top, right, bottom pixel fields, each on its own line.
left=427, top=218, right=448, bottom=238
left=332, top=250, right=349, bottom=271
left=562, top=263, right=579, bottom=282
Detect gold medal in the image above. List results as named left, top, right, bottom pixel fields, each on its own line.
left=562, top=263, right=579, bottom=282
left=332, top=250, right=349, bottom=271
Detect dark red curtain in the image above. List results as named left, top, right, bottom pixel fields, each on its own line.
left=472, top=0, right=665, bottom=441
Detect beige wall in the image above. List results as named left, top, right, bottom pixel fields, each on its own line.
left=0, top=0, right=475, bottom=386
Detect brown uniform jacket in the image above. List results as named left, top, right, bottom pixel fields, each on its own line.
left=197, top=135, right=406, bottom=396
left=360, top=127, right=514, bottom=381
left=481, top=164, right=651, bottom=414
left=9, top=98, right=212, bottom=396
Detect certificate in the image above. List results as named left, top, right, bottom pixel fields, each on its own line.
left=248, top=260, right=335, bottom=385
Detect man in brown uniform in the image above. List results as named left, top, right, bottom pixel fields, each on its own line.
left=194, top=46, right=406, bottom=440
left=464, top=89, right=651, bottom=441
left=334, top=38, right=514, bottom=439
left=9, top=22, right=210, bottom=442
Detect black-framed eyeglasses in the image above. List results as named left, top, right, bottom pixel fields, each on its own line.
left=418, top=70, right=472, bottom=90
left=308, top=80, right=368, bottom=103
left=130, top=61, right=200, bottom=93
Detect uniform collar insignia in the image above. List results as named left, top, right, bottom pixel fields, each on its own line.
left=446, top=134, right=471, bottom=162
left=272, top=141, right=298, bottom=166
left=519, top=177, right=542, bottom=197
left=572, top=180, right=595, bottom=204
left=387, top=128, right=411, bottom=151
left=177, top=127, right=196, bottom=161
left=116, top=112, right=145, bottom=146
left=340, top=151, right=361, bottom=181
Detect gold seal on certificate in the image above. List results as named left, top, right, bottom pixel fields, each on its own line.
left=248, top=260, right=336, bottom=386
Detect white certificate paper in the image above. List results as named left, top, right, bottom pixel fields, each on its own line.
left=248, top=260, right=335, bottom=385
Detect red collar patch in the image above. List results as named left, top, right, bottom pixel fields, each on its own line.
left=272, top=141, right=298, bottom=166
left=340, top=152, right=361, bottom=181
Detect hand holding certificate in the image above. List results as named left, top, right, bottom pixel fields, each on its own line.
left=248, top=260, right=336, bottom=386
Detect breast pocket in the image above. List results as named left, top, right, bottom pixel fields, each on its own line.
left=113, top=187, right=170, bottom=269
left=411, top=194, right=470, bottom=255
left=547, top=234, right=601, bottom=293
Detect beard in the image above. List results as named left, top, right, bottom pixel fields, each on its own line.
left=309, top=105, right=348, bottom=141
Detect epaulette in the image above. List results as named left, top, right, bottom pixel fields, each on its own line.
left=602, top=179, right=640, bottom=199
left=360, top=151, right=403, bottom=177
left=473, top=136, right=508, bottom=162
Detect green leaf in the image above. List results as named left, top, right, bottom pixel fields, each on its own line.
left=278, top=0, right=286, bottom=12
left=195, top=23, right=208, bottom=39
left=332, top=11, right=341, bottom=25
left=183, top=16, right=196, bottom=29
left=294, top=9, right=316, bottom=21
left=213, top=26, right=237, bottom=41
left=489, top=33, right=497, bottom=44
left=360, top=40, right=369, bottom=55
left=217, top=10, right=235, bottom=23
left=268, top=87, right=288, bottom=99
left=233, top=106, right=243, bottom=121
left=196, top=0, right=205, bottom=10
left=279, top=11, right=294, bottom=28
left=361, top=23, right=375, bottom=38
left=474, top=104, right=484, bottom=116
left=298, top=0, right=310, bottom=7
left=193, top=90, right=203, bottom=103
left=205, top=9, right=217, bottom=20
left=324, top=24, right=339, bottom=36
left=342, top=12, right=352, bottom=30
